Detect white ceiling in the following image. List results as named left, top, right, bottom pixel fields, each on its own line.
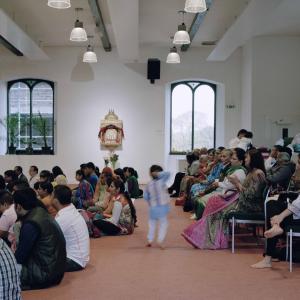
left=1, top=0, right=300, bottom=61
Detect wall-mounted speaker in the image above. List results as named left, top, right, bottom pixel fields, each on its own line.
left=282, top=128, right=289, bottom=139
left=147, top=58, right=160, bottom=84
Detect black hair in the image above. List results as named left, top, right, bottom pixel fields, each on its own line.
left=86, top=162, right=95, bottom=170
left=127, top=168, right=135, bottom=176
left=218, top=146, right=225, bottom=151
left=234, top=148, right=246, bottom=165
left=111, top=177, right=125, bottom=193
left=237, top=129, right=248, bottom=137
left=14, top=166, right=22, bottom=173
left=33, top=181, right=40, bottom=190
left=76, top=169, right=84, bottom=177
left=95, top=166, right=100, bottom=178
left=123, top=167, right=129, bottom=173
left=0, top=190, right=13, bottom=205
left=247, top=149, right=266, bottom=174
left=0, top=175, right=5, bottom=190
left=114, top=168, right=125, bottom=182
left=53, top=185, right=72, bottom=205
left=40, top=170, right=54, bottom=182
left=245, top=131, right=253, bottom=139
left=4, top=170, right=18, bottom=181
left=281, top=147, right=292, bottom=159
left=80, top=163, right=87, bottom=169
left=13, top=180, right=30, bottom=191
left=106, top=175, right=113, bottom=188
left=273, top=145, right=284, bottom=152
left=52, top=166, right=65, bottom=178
left=150, top=165, right=163, bottom=173
left=38, top=181, right=53, bottom=194
left=122, top=192, right=137, bottom=225
left=30, top=165, right=38, bottom=173
left=186, top=153, right=198, bottom=166
left=13, top=188, right=41, bottom=210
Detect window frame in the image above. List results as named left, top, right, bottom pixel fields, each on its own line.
left=170, top=81, right=216, bottom=155
left=7, top=78, right=55, bottom=155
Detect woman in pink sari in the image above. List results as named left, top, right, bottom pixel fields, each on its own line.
left=182, top=149, right=266, bottom=249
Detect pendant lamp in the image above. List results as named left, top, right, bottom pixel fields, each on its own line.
left=70, top=8, right=87, bottom=42
left=166, top=47, right=180, bottom=64
left=48, top=0, right=71, bottom=9
left=173, top=11, right=190, bottom=45
left=83, top=45, right=97, bottom=63
left=184, top=0, right=207, bottom=13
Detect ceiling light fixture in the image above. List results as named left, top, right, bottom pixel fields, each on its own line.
left=70, top=8, right=87, bottom=42
left=166, top=46, right=180, bottom=64
left=48, top=0, right=71, bottom=9
left=184, top=0, right=207, bottom=13
left=173, top=11, right=190, bottom=45
left=83, top=36, right=97, bottom=63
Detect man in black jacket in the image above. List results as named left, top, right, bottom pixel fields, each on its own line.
left=13, top=188, right=66, bottom=290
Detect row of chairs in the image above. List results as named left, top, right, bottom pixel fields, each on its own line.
left=228, top=187, right=300, bottom=272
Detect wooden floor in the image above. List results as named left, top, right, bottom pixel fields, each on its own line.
left=23, top=199, right=300, bottom=300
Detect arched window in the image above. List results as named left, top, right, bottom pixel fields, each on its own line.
left=170, top=81, right=216, bottom=154
left=7, top=79, right=54, bottom=154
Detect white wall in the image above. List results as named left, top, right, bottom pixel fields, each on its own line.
left=250, top=36, right=300, bottom=147
left=0, top=45, right=242, bottom=183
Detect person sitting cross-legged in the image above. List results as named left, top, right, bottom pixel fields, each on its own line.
left=13, top=188, right=66, bottom=290
left=53, top=185, right=90, bottom=272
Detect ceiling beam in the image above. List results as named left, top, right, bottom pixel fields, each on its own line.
left=0, top=9, right=48, bottom=60
left=181, top=0, right=213, bottom=52
left=88, top=0, right=112, bottom=52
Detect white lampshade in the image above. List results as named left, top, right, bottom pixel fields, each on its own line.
left=166, top=47, right=180, bottom=64
left=70, top=20, right=87, bottom=42
left=173, top=24, right=190, bottom=45
left=48, top=0, right=71, bottom=9
left=83, top=45, right=97, bottom=63
left=184, top=0, right=207, bottom=13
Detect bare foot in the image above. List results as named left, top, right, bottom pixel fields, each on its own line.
left=264, top=225, right=284, bottom=238
left=251, top=257, right=272, bottom=269
left=158, top=242, right=165, bottom=250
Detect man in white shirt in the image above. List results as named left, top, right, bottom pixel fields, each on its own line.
left=0, top=191, right=17, bottom=241
left=52, top=185, right=90, bottom=272
left=28, top=165, right=39, bottom=189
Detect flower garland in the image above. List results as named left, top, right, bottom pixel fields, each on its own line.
left=98, top=124, right=124, bottom=143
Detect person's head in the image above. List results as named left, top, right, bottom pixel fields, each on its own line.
left=99, top=173, right=106, bottom=185
left=75, top=170, right=84, bottom=182
left=4, top=170, right=17, bottom=183
left=127, top=168, right=136, bottom=178
left=14, top=166, right=23, bottom=176
left=86, top=162, right=95, bottom=176
left=29, top=165, right=38, bottom=177
left=52, top=185, right=72, bottom=210
left=277, top=152, right=291, bottom=165
left=0, top=175, right=5, bottom=190
left=245, top=149, right=266, bottom=173
left=214, top=149, right=222, bottom=162
left=186, top=152, right=198, bottom=166
left=199, top=147, right=208, bottom=155
left=114, top=168, right=125, bottom=182
left=270, top=145, right=283, bottom=158
left=220, top=149, right=232, bottom=164
left=95, top=166, right=100, bottom=177
left=282, top=146, right=292, bottom=160
left=149, top=165, right=163, bottom=179
left=102, top=167, right=113, bottom=176
left=52, top=166, right=64, bottom=178
left=237, top=129, right=248, bottom=139
left=37, top=181, right=53, bottom=199
left=12, top=180, right=30, bottom=193
left=106, top=175, right=113, bottom=190
left=120, top=192, right=137, bottom=225
left=218, top=146, right=225, bottom=151
left=39, top=170, right=52, bottom=182
left=199, top=155, right=208, bottom=168
left=0, top=190, right=14, bottom=213
left=207, top=149, right=216, bottom=162
left=13, top=188, right=40, bottom=217
left=245, top=131, right=253, bottom=139
left=108, top=178, right=125, bottom=195
left=231, top=148, right=246, bottom=167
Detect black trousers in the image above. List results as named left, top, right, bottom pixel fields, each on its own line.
left=266, top=199, right=300, bottom=257
left=169, top=172, right=185, bottom=194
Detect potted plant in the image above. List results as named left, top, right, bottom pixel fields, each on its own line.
left=32, top=112, right=52, bottom=154
left=0, top=114, right=19, bottom=154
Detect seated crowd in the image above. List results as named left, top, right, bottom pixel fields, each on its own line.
left=0, top=162, right=140, bottom=294
left=169, top=129, right=300, bottom=268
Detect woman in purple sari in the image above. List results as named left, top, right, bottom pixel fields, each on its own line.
left=182, top=149, right=266, bottom=249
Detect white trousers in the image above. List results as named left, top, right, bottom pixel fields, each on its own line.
left=147, top=216, right=168, bottom=243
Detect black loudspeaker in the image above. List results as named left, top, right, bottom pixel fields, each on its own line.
left=147, top=58, right=160, bottom=84
left=282, top=128, right=288, bottom=139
